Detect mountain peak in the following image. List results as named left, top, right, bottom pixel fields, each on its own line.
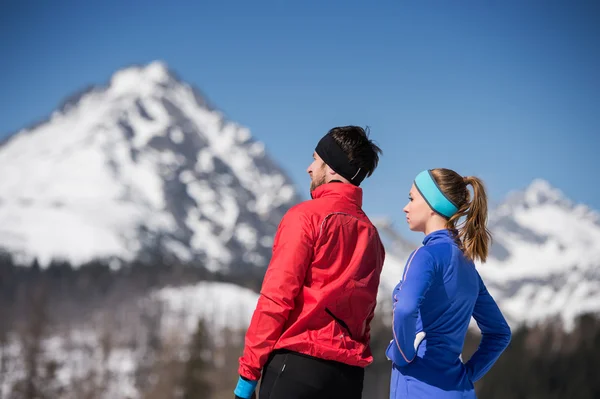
left=523, top=178, right=567, bottom=206
left=0, top=61, right=300, bottom=270
left=495, top=179, right=571, bottom=216
left=51, top=61, right=183, bottom=118
left=109, top=61, right=177, bottom=96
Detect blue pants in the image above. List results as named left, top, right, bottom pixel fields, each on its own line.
left=390, top=366, right=476, bottom=399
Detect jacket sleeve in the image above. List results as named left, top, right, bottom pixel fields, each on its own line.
left=464, top=272, right=512, bottom=382
left=390, top=248, right=435, bottom=367
left=238, top=208, right=314, bottom=381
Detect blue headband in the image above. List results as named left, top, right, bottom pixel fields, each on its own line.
left=414, top=170, right=459, bottom=219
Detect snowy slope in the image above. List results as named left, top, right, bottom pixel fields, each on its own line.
left=369, top=218, right=416, bottom=323
left=153, top=281, right=259, bottom=341
left=479, top=179, right=600, bottom=331
left=0, top=61, right=300, bottom=272
left=0, top=281, right=259, bottom=399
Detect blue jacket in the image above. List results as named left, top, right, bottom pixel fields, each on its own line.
left=386, top=229, right=511, bottom=397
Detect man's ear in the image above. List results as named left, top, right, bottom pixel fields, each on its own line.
left=325, top=165, right=337, bottom=176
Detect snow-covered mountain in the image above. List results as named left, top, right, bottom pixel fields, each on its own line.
left=1, top=60, right=598, bottom=333
left=375, top=179, right=600, bottom=331
left=480, top=179, right=600, bottom=331
left=0, top=61, right=300, bottom=272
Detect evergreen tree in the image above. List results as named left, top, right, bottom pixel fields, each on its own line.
left=182, top=318, right=213, bottom=399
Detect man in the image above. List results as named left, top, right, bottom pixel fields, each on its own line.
left=234, top=126, right=386, bottom=399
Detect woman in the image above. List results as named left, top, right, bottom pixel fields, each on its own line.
left=387, top=169, right=511, bottom=398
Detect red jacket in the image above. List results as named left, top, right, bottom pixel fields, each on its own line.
left=238, top=182, right=386, bottom=381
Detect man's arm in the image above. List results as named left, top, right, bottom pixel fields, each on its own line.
left=235, top=208, right=314, bottom=396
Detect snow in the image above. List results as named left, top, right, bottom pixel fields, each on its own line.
left=481, top=192, right=600, bottom=282
left=259, top=235, right=274, bottom=248
left=0, top=280, right=259, bottom=399
left=496, top=276, right=599, bottom=331
left=236, top=126, right=251, bottom=142
left=235, top=223, right=258, bottom=250
left=215, top=191, right=241, bottom=236
left=472, top=180, right=600, bottom=331
left=164, top=239, right=193, bottom=262
left=109, top=61, right=170, bottom=97
left=0, top=61, right=298, bottom=269
left=196, top=149, right=215, bottom=173
left=186, top=210, right=232, bottom=270
left=524, top=179, right=565, bottom=205
left=186, top=180, right=215, bottom=204
left=0, top=203, right=130, bottom=265
left=278, top=185, right=296, bottom=204
left=1, top=60, right=598, bottom=335
left=178, top=170, right=195, bottom=184
left=169, top=126, right=185, bottom=144
left=126, top=154, right=167, bottom=209
left=153, top=281, right=259, bottom=338
left=375, top=252, right=410, bottom=324
left=174, top=87, right=295, bottom=216
left=248, top=141, right=265, bottom=157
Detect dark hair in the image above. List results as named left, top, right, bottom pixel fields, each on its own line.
left=328, top=126, right=382, bottom=178
left=430, top=168, right=492, bottom=263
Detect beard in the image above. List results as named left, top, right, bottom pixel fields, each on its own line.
left=310, top=173, right=327, bottom=193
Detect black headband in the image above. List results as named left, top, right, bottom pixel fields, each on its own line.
left=315, top=134, right=368, bottom=186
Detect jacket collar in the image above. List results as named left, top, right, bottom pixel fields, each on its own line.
left=311, top=181, right=363, bottom=207
left=422, top=228, right=458, bottom=246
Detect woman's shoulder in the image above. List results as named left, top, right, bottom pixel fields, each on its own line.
left=421, top=241, right=455, bottom=259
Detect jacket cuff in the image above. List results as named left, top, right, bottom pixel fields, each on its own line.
left=234, top=375, right=257, bottom=398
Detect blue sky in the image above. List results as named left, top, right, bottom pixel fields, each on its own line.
left=1, top=0, right=599, bottom=240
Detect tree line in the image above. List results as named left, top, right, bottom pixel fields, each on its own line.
left=1, top=252, right=598, bottom=398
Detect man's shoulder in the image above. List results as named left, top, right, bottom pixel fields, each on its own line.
left=280, top=198, right=356, bottom=233
left=277, top=200, right=320, bottom=229
left=285, top=197, right=330, bottom=217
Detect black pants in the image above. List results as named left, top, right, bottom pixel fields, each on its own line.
left=259, top=350, right=365, bottom=399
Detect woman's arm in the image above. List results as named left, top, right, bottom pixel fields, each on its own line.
left=390, top=248, right=435, bottom=366
left=464, top=273, right=512, bottom=382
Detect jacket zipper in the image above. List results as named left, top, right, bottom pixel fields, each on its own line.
left=325, top=308, right=353, bottom=339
